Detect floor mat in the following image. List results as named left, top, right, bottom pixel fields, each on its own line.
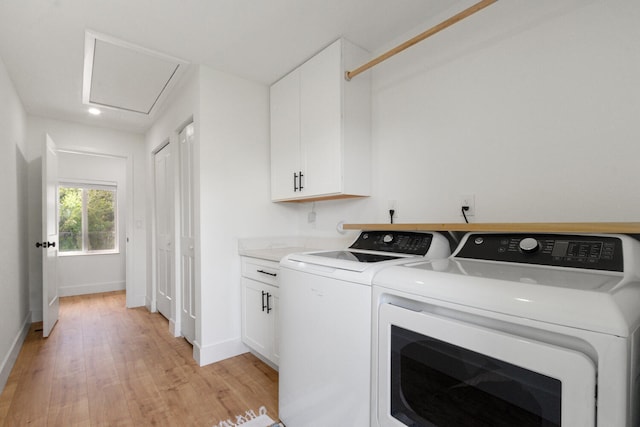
left=213, top=406, right=281, bottom=427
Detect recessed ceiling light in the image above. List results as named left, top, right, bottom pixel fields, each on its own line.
left=88, top=107, right=101, bottom=116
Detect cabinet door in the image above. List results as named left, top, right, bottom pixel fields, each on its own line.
left=300, top=40, right=342, bottom=197
left=242, top=277, right=270, bottom=357
left=270, top=70, right=301, bottom=200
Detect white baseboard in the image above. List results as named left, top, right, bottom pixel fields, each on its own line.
left=194, top=338, right=250, bottom=367
left=248, top=350, right=279, bottom=371
left=126, top=293, right=146, bottom=308
left=31, top=309, right=43, bottom=323
left=0, top=312, right=31, bottom=394
left=145, top=295, right=154, bottom=312
left=169, top=319, right=180, bottom=337
left=58, top=280, right=125, bottom=297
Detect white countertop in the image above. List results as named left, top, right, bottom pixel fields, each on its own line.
left=238, top=235, right=355, bottom=262
left=239, top=246, right=310, bottom=262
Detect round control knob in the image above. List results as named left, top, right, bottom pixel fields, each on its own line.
left=383, top=234, right=394, bottom=244
left=519, top=237, right=539, bottom=253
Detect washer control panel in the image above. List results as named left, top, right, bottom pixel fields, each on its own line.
left=350, top=231, right=434, bottom=255
left=456, top=233, right=623, bottom=272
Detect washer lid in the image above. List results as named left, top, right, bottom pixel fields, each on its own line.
left=287, top=250, right=414, bottom=272
left=304, top=250, right=403, bottom=263
left=374, top=258, right=637, bottom=336
left=283, top=231, right=451, bottom=273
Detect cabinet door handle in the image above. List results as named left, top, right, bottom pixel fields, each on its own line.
left=293, top=172, right=298, bottom=192
left=257, top=269, right=277, bottom=277
left=266, top=292, right=272, bottom=314
left=298, top=171, right=304, bottom=191
left=261, top=290, right=268, bottom=312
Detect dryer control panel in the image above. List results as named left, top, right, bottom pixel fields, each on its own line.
left=455, top=233, right=623, bottom=272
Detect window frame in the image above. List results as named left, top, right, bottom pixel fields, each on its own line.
left=58, top=181, right=119, bottom=256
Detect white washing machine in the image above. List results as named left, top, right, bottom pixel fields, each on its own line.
left=278, top=231, right=451, bottom=427
left=372, top=232, right=640, bottom=427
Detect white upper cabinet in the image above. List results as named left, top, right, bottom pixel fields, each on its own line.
left=270, top=39, right=371, bottom=202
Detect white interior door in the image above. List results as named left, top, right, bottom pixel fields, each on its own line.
left=154, top=143, right=174, bottom=320
left=42, top=134, right=59, bottom=337
left=179, top=122, right=196, bottom=344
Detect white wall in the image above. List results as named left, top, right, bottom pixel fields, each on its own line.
left=0, top=55, right=29, bottom=393
left=297, top=1, right=640, bottom=234
left=27, top=116, right=147, bottom=314
left=146, top=65, right=299, bottom=365
left=57, top=151, right=127, bottom=296
left=196, top=66, right=298, bottom=365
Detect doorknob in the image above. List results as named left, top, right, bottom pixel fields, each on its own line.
left=35, top=241, right=56, bottom=248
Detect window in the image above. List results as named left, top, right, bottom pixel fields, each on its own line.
left=58, top=183, right=118, bottom=254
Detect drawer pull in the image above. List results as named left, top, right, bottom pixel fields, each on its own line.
left=257, top=269, right=277, bottom=277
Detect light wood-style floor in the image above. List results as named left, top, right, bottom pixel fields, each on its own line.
left=0, top=291, right=279, bottom=426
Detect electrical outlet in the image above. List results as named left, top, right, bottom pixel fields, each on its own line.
left=460, top=195, right=475, bottom=217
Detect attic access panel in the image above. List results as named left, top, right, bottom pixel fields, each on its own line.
left=83, top=31, right=187, bottom=115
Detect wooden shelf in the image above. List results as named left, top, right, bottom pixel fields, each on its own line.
left=342, top=222, right=640, bottom=234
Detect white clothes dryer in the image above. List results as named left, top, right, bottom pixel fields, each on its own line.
left=372, top=232, right=640, bottom=427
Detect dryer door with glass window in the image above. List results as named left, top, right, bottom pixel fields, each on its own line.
left=376, top=302, right=596, bottom=427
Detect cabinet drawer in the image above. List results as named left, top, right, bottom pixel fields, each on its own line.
left=241, top=257, right=279, bottom=286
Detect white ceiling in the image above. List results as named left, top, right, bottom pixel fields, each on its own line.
left=0, top=0, right=472, bottom=133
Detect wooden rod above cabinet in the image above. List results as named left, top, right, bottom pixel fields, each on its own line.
left=342, top=222, right=640, bottom=234
left=344, top=0, right=498, bottom=81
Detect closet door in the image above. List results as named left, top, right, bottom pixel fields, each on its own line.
left=179, top=122, right=196, bottom=344
left=154, top=142, right=174, bottom=320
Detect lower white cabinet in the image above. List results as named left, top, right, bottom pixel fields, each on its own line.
left=241, top=257, right=280, bottom=366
